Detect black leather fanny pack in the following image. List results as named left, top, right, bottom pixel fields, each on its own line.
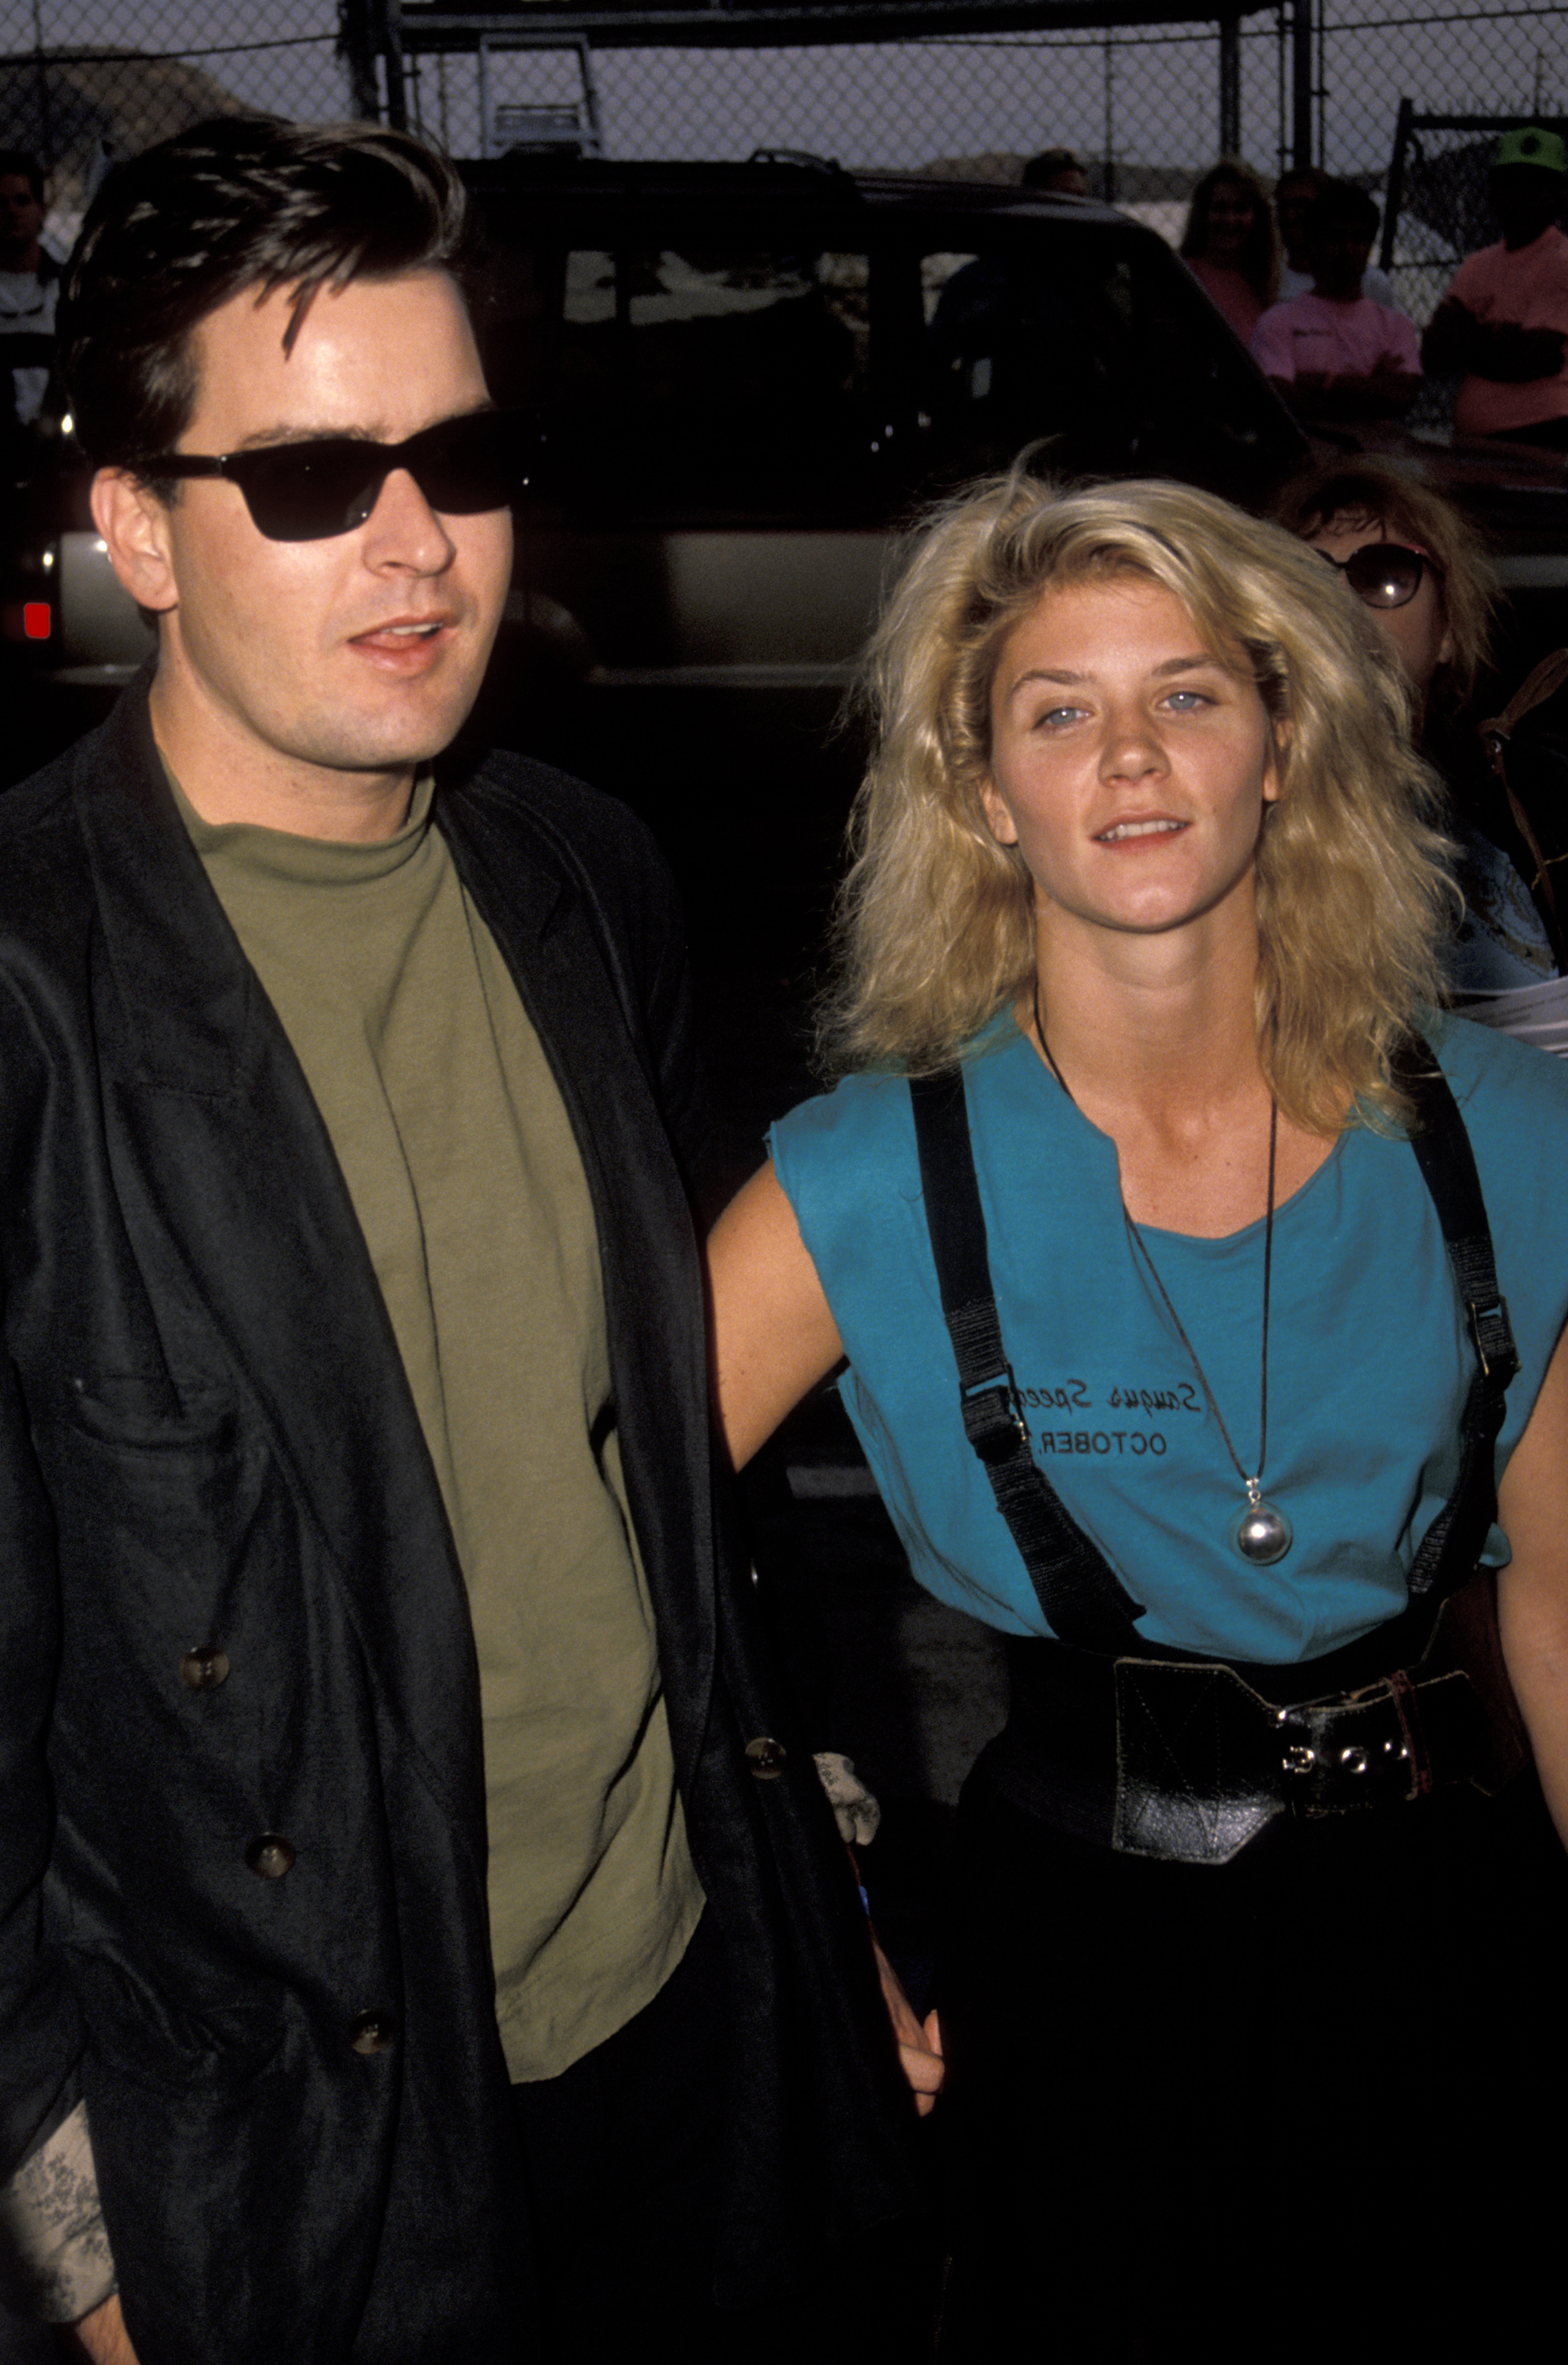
left=985, top=1573, right=1530, bottom=1866
left=1112, top=1652, right=1484, bottom=1865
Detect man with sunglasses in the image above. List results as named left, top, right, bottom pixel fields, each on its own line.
left=0, top=116, right=914, bottom=2365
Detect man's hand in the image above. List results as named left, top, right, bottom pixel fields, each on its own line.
left=870, top=1933, right=944, bottom=2117
left=69, top=2293, right=139, bottom=2363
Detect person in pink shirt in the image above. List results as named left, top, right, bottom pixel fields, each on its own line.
left=1179, top=158, right=1278, bottom=345
left=1423, top=125, right=1568, bottom=450
left=1252, top=181, right=1421, bottom=419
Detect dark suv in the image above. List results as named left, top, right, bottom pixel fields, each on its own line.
left=465, top=155, right=1307, bottom=695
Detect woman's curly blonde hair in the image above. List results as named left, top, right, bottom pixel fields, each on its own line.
left=818, top=469, right=1453, bottom=1134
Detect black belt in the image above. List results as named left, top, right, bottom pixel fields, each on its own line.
left=984, top=1578, right=1529, bottom=1866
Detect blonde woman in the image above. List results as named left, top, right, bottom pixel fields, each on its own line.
left=707, top=475, right=1568, bottom=2360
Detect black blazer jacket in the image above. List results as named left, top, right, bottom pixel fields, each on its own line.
left=0, top=683, right=911, bottom=2363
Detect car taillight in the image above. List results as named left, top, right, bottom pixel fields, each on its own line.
left=23, top=602, right=51, bottom=639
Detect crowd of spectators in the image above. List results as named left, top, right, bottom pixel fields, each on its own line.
left=1171, top=125, right=1567, bottom=446
left=0, top=150, right=58, bottom=439
left=1, top=147, right=61, bottom=527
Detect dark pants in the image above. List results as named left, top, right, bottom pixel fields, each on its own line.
left=511, top=1912, right=730, bottom=2363
left=935, top=1756, right=1568, bottom=2363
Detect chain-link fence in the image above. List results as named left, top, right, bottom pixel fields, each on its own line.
left=3, top=1, right=1565, bottom=322
left=1, top=2, right=351, bottom=250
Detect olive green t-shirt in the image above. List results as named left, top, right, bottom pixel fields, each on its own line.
left=176, top=772, right=704, bottom=2080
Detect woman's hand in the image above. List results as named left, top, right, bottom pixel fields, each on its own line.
left=871, top=1934, right=945, bottom=2117
left=706, top=1161, right=845, bottom=1468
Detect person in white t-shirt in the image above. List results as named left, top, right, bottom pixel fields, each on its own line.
left=0, top=151, right=58, bottom=434
left=1252, top=179, right=1420, bottom=419
left=1274, top=164, right=1395, bottom=305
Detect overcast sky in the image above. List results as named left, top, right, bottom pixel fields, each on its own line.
left=6, top=0, right=1562, bottom=191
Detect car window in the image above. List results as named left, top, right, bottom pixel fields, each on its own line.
left=472, top=196, right=1303, bottom=530
left=540, top=243, right=877, bottom=522
left=914, top=233, right=1283, bottom=495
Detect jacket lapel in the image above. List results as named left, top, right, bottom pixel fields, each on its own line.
left=437, top=755, right=717, bottom=1779
left=74, top=683, right=486, bottom=1840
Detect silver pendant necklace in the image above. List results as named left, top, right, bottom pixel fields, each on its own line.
left=1033, top=988, right=1293, bottom=1567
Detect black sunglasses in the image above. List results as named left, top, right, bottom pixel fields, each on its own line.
left=1313, top=540, right=1441, bottom=612
left=143, top=409, right=523, bottom=542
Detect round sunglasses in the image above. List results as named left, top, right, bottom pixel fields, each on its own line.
left=142, top=408, right=524, bottom=543
left=1313, top=539, right=1441, bottom=611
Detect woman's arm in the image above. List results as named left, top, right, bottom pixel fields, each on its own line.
left=706, top=1160, right=846, bottom=1469
left=1495, top=1320, right=1568, bottom=1849
left=708, top=1168, right=947, bottom=2105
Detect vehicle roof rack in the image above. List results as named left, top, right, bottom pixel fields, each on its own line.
left=747, top=147, right=853, bottom=182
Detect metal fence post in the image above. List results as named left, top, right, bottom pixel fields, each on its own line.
left=1291, top=0, right=1313, bottom=169
left=381, top=0, right=408, bottom=130
left=338, top=0, right=382, bottom=121
left=1101, top=26, right=1115, bottom=206
left=1380, top=97, right=1413, bottom=272
left=1219, top=13, right=1241, bottom=157
left=28, top=0, right=54, bottom=169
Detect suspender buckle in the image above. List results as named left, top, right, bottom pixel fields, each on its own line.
left=961, top=1372, right=1029, bottom=1465
left=1469, top=1294, right=1518, bottom=1385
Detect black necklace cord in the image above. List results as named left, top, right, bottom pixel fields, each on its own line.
left=1260, top=1097, right=1277, bottom=1484
left=1120, top=1123, right=1276, bottom=1493
left=1031, top=980, right=1279, bottom=1492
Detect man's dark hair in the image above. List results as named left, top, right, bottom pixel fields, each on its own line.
left=0, top=149, right=45, bottom=203
left=1273, top=164, right=1325, bottom=208
left=58, top=115, right=470, bottom=475
left=1305, top=179, right=1380, bottom=244
left=1021, top=148, right=1082, bottom=191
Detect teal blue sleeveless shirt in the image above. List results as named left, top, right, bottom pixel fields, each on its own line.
left=769, top=1017, right=1568, bottom=1663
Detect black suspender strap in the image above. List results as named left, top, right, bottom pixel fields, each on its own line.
left=909, top=1034, right=1518, bottom=1653
left=1395, top=1036, right=1519, bottom=1601
left=908, top=1067, right=1146, bottom=1653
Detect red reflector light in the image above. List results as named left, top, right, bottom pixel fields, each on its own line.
left=22, top=602, right=51, bottom=640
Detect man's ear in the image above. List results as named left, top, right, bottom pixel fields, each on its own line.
left=90, top=469, right=179, bottom=614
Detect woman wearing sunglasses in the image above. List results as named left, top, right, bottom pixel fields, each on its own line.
left=706, top=469, right=1568, bottom=2360
left=1277, top=459, right=1562, bottom=1015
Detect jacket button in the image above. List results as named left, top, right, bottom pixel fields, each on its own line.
left=178, top=1645, right=230, bottom=1691
left=744, top=1735, right=788, bottom=1779
left=244, top=1834, right=296, bottom=1880
left=348, top=2011, right=397, bottom=2056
